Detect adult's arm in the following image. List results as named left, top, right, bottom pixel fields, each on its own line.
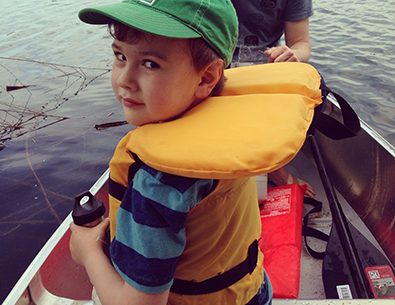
left=265, top=18, right=311, bottom=63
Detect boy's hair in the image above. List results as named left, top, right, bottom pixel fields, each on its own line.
left=109, top=22, right=226, bottom=97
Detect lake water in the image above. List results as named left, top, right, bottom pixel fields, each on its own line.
left=1, top=0, right=394, bottom=302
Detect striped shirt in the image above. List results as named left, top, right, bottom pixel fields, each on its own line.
left=110, top=164, right=216, bottom=293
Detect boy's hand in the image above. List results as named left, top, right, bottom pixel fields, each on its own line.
left=69, top=218, right=110, bottom=266
left=71, top=218, right=170, bottom=305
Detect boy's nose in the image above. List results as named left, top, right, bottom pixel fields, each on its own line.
left=118, top=67, right=138, bottom=91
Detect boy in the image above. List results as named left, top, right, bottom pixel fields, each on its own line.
left=70, top=0, right=272, bottom=304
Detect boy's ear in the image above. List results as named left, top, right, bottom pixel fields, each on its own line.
left=195, top=59, right=223, bottom=99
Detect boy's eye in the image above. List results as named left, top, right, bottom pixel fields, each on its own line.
left=114, top=52, right=126, bottom=61
left=143, top=60, right=160, bottom=69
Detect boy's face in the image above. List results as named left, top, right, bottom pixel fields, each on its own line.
left=111, top=34, right=203, bottom=126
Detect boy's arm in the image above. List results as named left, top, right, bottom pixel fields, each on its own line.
left=70, top=219, right=169, bottom=305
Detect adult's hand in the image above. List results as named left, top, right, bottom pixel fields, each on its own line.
left=264, top=45, right=299, bottom=63
left=264, top=18, right=311, bottom=63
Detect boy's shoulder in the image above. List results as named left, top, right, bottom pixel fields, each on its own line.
left=138, top=164, right=209, bottom=194
left=132, top=164, right=215, bottom=210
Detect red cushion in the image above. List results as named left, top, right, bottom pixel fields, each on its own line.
left=259, top=184, right=306, bottom=299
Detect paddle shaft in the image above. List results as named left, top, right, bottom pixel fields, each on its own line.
left=307, top=134, right=371, bottom=298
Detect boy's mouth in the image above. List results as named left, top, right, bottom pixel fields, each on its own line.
left=120, top=95, right=144, bottom=108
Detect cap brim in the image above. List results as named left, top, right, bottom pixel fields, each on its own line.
left=79, top=2, right=201, bottom=39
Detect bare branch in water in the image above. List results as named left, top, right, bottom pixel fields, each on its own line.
left=95, top=121, right=128, bottom=130
left=0, top=57, right=112, bottom=147
left=6, top=85, right=31, bottom=92
left=0, top=56, right=112, bottom=71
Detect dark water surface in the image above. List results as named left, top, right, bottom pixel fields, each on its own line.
left=309, top=0, right=395, bottom=144
left=1, top=0, right=395, bottom=302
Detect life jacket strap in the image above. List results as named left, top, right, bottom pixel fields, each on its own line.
left=109, top=153, right=145, bottom=201
left=108, top=177, right=127, bottom=202
left=170, top=239, right=259, bottom=295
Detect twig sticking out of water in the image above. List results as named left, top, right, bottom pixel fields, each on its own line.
left=6, top=85, right=30, bottom=92
left=95, top=121, right=128, bottom=130
left=0, top=99, right=70, bottom=144
left=0, top=56, right=112, bottom=71
left=0, top=57, right=111, bottom=148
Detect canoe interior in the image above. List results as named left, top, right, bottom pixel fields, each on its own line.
left=312, top=101, right=395, bottom=267
left=5, top=97, right=395, bottom=304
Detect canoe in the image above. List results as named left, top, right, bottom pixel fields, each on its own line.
left=3, top=95, right=395, bottom=305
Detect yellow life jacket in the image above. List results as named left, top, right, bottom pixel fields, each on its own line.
left=126, top=62, right=321, bottom=179
left=109, top=62, right=321, bottom=236
left=108, top=62, right=322, bottom=303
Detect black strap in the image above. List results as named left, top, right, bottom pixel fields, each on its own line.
left=246, top=294, right=259, bottom=305
left=303, top=197, right=329, bottom=259
left=170, top=240, right=259, bottom=295
left=310, top=84, right=361, bottom=140
left=108, top=177, right=128, bottom=201
left=109, top=153, right=145, bottom=201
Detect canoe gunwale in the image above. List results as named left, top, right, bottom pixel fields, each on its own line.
left=2, top=169, right=110, bottom=305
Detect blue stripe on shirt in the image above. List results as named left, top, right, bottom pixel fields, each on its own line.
left=133, top=165, right=215, bottom=213
left=122, top=185, right=188, bottom=232
left=111, top=164, right=215, bottom=293
left=111, top=239, right=178, bottom=288
left=114, top=263, right=173, bottom=294
left=143, top=164, right=200, bottom=194
left=116, top=206, right=186, bottom=259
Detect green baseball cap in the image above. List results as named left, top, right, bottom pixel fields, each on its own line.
left=79, top=0, right=238, bottom=67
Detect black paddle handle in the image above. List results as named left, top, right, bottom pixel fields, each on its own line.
left=307, top=134, right=371, bottom=298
